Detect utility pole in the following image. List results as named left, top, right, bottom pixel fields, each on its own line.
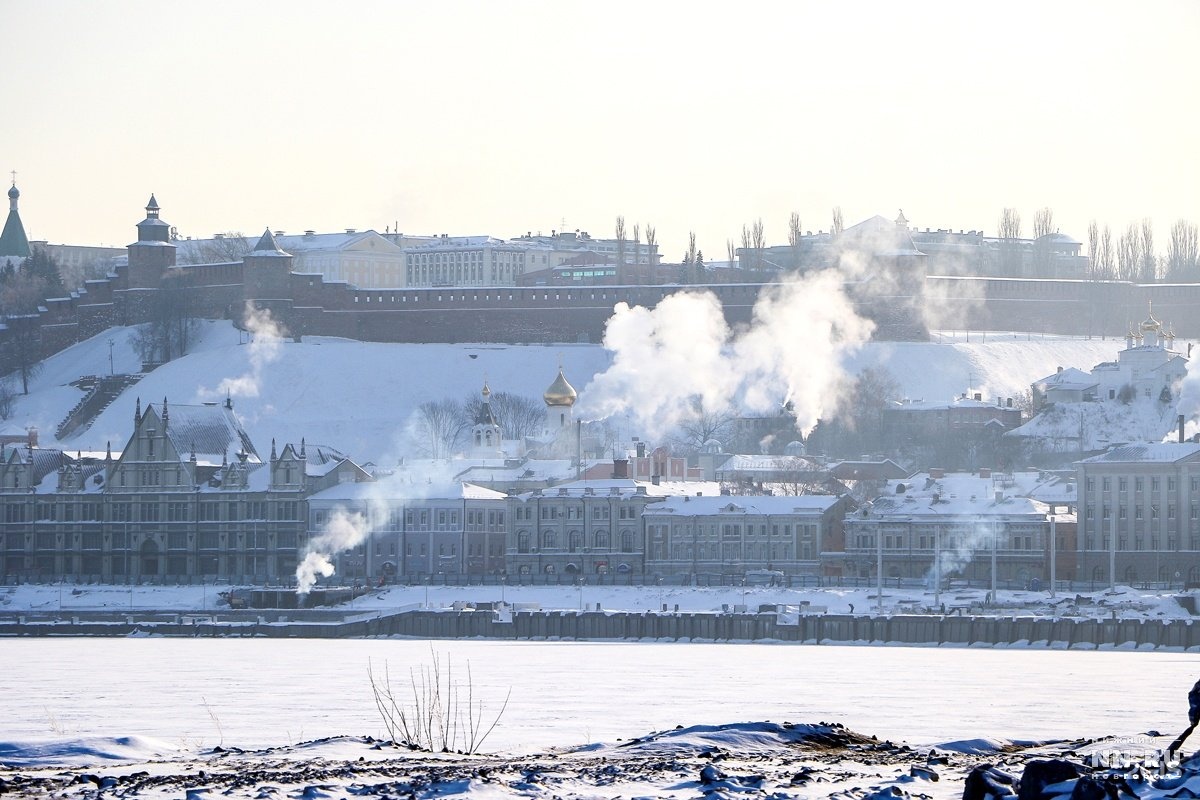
left=1049, top=515, right=1057, bottom=598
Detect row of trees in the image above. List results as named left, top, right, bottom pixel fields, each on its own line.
left=1087, top=217, right=1199, bottom=282
left=1000, top=207, right=1199, bottom=282
left=410, top=391, right=548, bottom=459
left=0, top=250, right=68, bottom=396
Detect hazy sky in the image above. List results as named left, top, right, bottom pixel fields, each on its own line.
left=5, top=1, right=1198, bottom=260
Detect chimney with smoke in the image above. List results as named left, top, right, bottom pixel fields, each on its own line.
left=612, top=459, right=629, bottom=478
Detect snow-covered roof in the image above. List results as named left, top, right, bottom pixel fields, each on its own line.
left=299, top=443, right=351, bottom=478
left=643, top=495, right=840, bottom=516
left=454, top=458, right=579, bottom=484
left=888, top=397, right=1016, bottom=412
left=518, top=478, right=721, bottom=501
left=828, top=460, right=910, bottom=481
left=156, top=403, right=260, bottom=467
left=864, top=472, right=1046, bottom=517
left=1077, top=442, right=1200, bottom=464
left=1027, top=476, right=1077, bottom=505
left=307, top=480, right=505, bottom=503
left=715, top=454, right=823, bottom=474
left=1033, top=366, right=1095, bottom=387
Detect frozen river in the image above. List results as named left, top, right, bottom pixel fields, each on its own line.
left=3, top=639, right=1195, bottom=754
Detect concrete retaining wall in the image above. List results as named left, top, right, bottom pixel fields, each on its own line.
left=3, top=610, right=1197, bottom=649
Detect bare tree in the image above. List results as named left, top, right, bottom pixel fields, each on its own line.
left=1033, top=207, right=1055, bottom=239
left=0, top=314, right=42, bottom=394
left=177, top=232, right=253, bottom=265
left=412, top=399, right=466, bottom=459
left=1139, top=218, right=1158, bottom=282
left=130, top=273, right=199, bottom=366
left=726, top=238, right=737, bottom=270
left=0, top=266, right=51, bottom=394
left=462, top=391, right=545, bottom=440
left=1116, top=224, right=1140, bottom=282
left=831, top=206, right=844, bottom=236
left=788, top=212, right=803, bottom=270
left=740, top=225, right=752, bottom=271
left=751, top=218, right=766, bottom=272
left=686, top=231, right=697, bottom=270
left=1032, top=207, right=1055, bottom=276
left=631, top=223, right=641, bottom=271
left=1166, top=220, right=1199, bottom=281
left=675, top=399, right=737, bottom=452
left=644, top=224, right=657, bottom=266
left=1098, top=225, right=1115, bottom=280
left=0, top=375, right=16, bottom=419
left=614, top=216, right=627, bottom=282
left=1087, top=220, right=1100, bottom=279
left=998, top=208, right=1022, bottom=275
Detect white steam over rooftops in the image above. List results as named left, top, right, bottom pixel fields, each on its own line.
left=576, top=267, right=874, bottom=441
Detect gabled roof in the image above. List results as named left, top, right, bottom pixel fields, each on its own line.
left=143, top=402, right=260, bottom=467
left=837, top=215, right=925, bottom=258
left=1077, top=443, right=1200, bottom=464
left=828, top=460, right=910, bottom=481
left=1034, top=366, right=1095, bottom=388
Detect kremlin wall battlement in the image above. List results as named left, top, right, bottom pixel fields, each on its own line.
left=6, top=198, right=1200, bottom=377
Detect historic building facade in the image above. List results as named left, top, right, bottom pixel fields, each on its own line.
left=1075, top=442, right=1200, bottom=586
left=839, top=471, right=1051, bottom=584
left=506, top=479, right=716, bottom=579
left=642, top=494, right=850, bottom=582
left=0, top=398, right=369, bottom=583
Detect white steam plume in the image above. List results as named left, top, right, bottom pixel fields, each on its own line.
left=207, top=304, right=285, bottom=400
left=575, top=268, right=874, bottom=440
left=923, top=518, right=1000, bottom=588
left=296, top=508, right=370, bottom=594
left=1178, top=347, right=1200, bottom=440
left=294, top=461, right=471, bottom=595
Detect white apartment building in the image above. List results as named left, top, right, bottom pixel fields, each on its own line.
left=402, top=235, right=557, bottom=288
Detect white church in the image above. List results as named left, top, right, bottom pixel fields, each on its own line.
left=1033, top=304, right=1189, bottom=409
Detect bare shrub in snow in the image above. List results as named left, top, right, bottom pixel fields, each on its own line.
left=368, top=652, right=509, bottom=754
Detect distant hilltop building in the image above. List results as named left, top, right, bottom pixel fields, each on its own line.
left=739, top=210, right=1089, bottom=279
left=1032, top=304, right=1189, bottom=410
left=174, top=227, right=662, bottom=290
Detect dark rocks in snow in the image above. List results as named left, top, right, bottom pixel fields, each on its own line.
left=1018, top=759, right=1083, bottom=800
left=964, top=764, right=1019, bottom=800
left=911, top=764, right=940, bottom=781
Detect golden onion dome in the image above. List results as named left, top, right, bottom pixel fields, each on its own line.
left=543, top=368, right=578, bottom=407
left=1140, top=302, right=1160, bottom=332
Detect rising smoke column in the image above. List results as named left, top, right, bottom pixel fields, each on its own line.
left=1178, top=352, right=1200, bottom=440
left=207, top=304, right=285, bottom=400
left=575, top=268, right=874, bottom=439
left=296, top=508, right=371, bottom=594
left=294, top=462, right=470, bottom=594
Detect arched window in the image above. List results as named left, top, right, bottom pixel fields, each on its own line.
left=517, top=531, right=530, bottom=554
left=593, top=530, right=610, bottom=550
left=541, top=530, right=557, bottom=549
left=620, top=530, right=634, bottom=552
left=568, top=531, right=583, bottom=552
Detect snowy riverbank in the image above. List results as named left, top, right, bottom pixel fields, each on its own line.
left=1, top=581, right=1193, bottom=621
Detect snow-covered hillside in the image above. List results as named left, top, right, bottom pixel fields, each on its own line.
left=1009, top=398, right=1184, bottom=451
left=0, top=323, right=1174, bottom=464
